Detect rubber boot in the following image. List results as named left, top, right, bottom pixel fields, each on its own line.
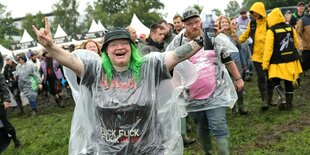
left=216, top=137, right=230, bottom=155
left=231, top=106, right=238, bottom=115
left=237, top=90, right=248, bottom=115
left=285, top=92, right=293, bottom=110
left=29, top=99, right=38, bottom=116
left=55, top=94, right=64, bottom=108
left=274, top=85, right=286, bottom=110
left=12, top=136, right=21, bottom=148
left=260, top=91, right=269, bottom=112
left=3, top=118, right=21, bottom=148
left=15, top=98, right=24, bottom=114
left=267, top=88, right=277, bottom=106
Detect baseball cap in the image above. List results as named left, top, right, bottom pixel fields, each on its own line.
left=101, top=27, right=132, bottom=52
left=297, top=1, right=305, bottom=6
left=182, top=7, right=200, bottom=22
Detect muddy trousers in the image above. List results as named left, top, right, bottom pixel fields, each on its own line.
left=189, top=107, right=229, bottom=155
left=0, top=105, right=18, bottom=143
left=8, top=87, right=23, bottom=113
left=26, top=94, right=38, bottom=112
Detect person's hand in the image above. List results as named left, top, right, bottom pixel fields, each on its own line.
left=32, top=17, right=53, bottom=48
left=39, top=84, right=43, bottom=90
left=234, top=78, right=244, bottom=92
left=3, top=101, right=10, bottom=109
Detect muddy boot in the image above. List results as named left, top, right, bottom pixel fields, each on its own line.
left=182, top=135, right=196, bottom=147
left=55, top=95, right=64, bottom=108
left=12, top=137, right=21, bottom=148
left=237, top=91, right=248, bottom=115
left=231, top=106, right=238, bottom=115
left=260, top=91, right=269, bottom=112
left=285, top=92, right=293, bottom=110
left=216, top=137, right=229, bottom=155
left=274, top=85, right=286, bottom=110
left=267, top=88, right=277, bottom=106
left=31, top=108, right=38, bottom=116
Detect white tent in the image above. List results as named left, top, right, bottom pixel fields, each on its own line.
left=54, top=24, right=68, bottom=38
left=19, top=29, right=34, bottom=43
left=0, top=44, right=12, bottom=56
left=13, top=43, right=44, bottom=55
left=88, top=19, right=100, bottom=33
left=97, top=21, right=107, bottom=32
left=129, top=14, right=150, bottom=36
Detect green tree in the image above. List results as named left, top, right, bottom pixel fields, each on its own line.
left=224, top=0, right=241, bottom=18
left=84, top=0, right=165, bottom=30
left=52, top=0, right=80, bottom=35
left=212, top=9, right=223, bottom=17
left=0, top=3, right=18, bottom=48
left=21, top=12, right=45, bottom=40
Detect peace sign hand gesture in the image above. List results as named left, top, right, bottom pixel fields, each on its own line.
left=32, top=17, right=53, bottom=48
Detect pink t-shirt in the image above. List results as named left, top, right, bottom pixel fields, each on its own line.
left=189, top=49, right=217, bottom=99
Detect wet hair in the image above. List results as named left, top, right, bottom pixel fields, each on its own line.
left=217, top=16, right=240, bottom=44
left=150, top=23, right=165, bottom=33
left=101, top=42, right=144, bottom=83
left=173, top=14, right=182, bottom=20
left=80, top=39, right=102, bottom=56
left=157, top=19, right=168, bottom=25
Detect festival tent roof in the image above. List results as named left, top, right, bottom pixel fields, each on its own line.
left=88, top=19, right=100, bottom=33
left=129, top=14, right=150, bottom=36
left=0, top=44, right=12, bottom=56
left=97, top=21, right=107, bottom=32
left=54, top=24, right=68, bottom=38
left=19, top=29, right=34, bottom=43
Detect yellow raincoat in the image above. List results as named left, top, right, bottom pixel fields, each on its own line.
left=262, top=8, right=303, bottom=82
left=239, top=2, right=267, bottom=63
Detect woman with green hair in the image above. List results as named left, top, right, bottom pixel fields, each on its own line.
left=33, top=17, right=203, bottom=155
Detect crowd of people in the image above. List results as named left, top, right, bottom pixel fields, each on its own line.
left=1, top=1, right=310, bottom=154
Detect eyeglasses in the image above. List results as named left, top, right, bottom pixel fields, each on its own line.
left=108, top=41, right=130, bottom=49
left=185, top=19, right=201, bottom=28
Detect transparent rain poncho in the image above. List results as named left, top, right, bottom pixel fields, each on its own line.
left=64, top=50, right=196, bottom=155
left=14, top=62, right=42, bottom=97
left=166, top=32, right=238, bottom=112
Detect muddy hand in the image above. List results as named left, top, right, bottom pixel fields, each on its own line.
left=32, top=17, right=53, bottom=48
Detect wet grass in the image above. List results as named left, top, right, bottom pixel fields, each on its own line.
left=2, top=73, right=310, bottom=154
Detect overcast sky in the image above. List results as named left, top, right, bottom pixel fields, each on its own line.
left=1, top=0, right=243, bottom=23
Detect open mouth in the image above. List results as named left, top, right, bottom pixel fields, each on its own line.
left=116, top=53, right=125, bottom=56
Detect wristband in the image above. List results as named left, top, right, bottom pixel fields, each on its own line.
left=234, top=77, right=242, bottom=81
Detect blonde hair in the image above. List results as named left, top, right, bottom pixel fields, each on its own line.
left=217, top=16, right=240, bottom=44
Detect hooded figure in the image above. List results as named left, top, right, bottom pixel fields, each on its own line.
left=240, top=2, right=267, bottom=63
left=262, top=8, right=303, bottom=110
left=239, top=2, right=275, bottom=111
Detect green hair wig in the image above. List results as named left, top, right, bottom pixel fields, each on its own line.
left=101, top=43, right=144, bottom=83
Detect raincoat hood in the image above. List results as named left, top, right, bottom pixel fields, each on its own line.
left=267, top=8, right=286, bottom=28
left=250, top=2, right=267, bottom=18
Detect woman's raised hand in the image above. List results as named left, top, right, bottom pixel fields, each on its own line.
left=32, top=17, right=53, bottom=48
